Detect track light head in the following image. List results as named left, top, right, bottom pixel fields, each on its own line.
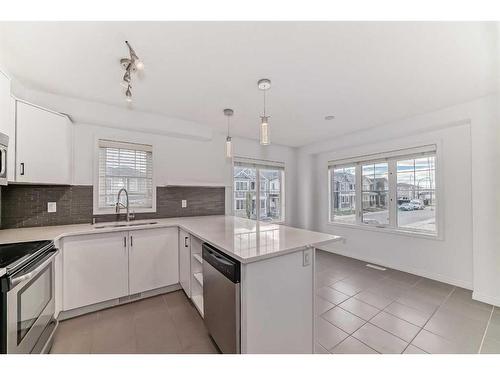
left=125, top=85, right=132, bottom=102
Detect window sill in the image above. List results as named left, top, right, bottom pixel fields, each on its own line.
left=236, top=217, right=286, bottom=225
left=326, top=221, right=442, bottom=241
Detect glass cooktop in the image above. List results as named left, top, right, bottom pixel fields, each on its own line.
left=0, top=240, right=52, bottom=269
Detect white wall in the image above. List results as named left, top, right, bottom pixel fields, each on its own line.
left=298, top=95, right=499, bottom=303
left=73, top=122, right=298, bottom=226
left=15, top=88, right=213, bottom=141
left=3, top=84, right=298, bottom=225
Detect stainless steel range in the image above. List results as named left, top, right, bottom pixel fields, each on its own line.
left=0, top=240, right=59, bottom=354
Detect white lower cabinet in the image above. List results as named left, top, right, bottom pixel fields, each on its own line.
left=128, top=227, right=179, bottom=295
left=62, top=227, right=180, bottom=312
left=179, top=229, right=191, bottom=297
left=62, top=231, right=129, bottom=311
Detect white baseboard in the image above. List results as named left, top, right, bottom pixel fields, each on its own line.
left=59, top=284, right=182, bottom=320
left=317, top=246, right=473, bottom=290
left=472, top=291, right=500, bottom=307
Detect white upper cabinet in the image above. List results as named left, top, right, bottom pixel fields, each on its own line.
left=128, top=227, right=179, bottom=295
left=0, top=71, right=12, bottom=136
left=0, top=72, right=15, bottom=181
left=15, top=100, right=73, bottom=184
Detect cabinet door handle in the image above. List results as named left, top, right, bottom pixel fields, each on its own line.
left=123, top=236, right=127, bottom=248
left=184, top=236, right=189, bottom=247
left=130, top=235, right=133, bottom=247
left=20, top=162, right=25, bottom=176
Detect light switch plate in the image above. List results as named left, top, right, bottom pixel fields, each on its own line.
left=47, top=202, right=57, bottom=213
left=181, top=200, right=187, bottom=208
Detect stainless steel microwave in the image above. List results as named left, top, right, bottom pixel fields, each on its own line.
left=0, top=131, right=8, bottom=185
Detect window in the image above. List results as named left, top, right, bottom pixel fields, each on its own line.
left=330, top=166, right=356, bottom=224
left=235, top=199, right=245, bottom=210
left=329, top=145, right=438, bottom=236
left=361, top=162, right=389, bottom=225
left=233, top=158, right=285, bottom=222
left=97, top=140, right=153, bottom=211
left=397, top=156, right=436, bottom=232
left=235, top=181, right=248, bottom=191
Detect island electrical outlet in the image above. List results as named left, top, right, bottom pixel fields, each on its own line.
left=303, top=249, right=311, bottom=266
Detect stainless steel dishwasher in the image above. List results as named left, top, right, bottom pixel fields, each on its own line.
left=202, top=242, right=241, bottom=354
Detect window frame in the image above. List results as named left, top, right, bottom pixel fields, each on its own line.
left=328, top=145, right=441, bottom=239
left=93, top=138, right=156, bottom=215
left=232, top=157, right=286, bottom=223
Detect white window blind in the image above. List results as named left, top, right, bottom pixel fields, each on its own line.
left=98, top=140, right=153, bottom=209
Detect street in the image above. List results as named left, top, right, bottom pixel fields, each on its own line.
left=334, top=207, right=436, bottom=232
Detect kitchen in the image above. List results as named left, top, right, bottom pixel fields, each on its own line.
left=0, top=8, right=500, bottom=370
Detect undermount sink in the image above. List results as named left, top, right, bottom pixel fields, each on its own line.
left=94, top=221, right=158, bottom=229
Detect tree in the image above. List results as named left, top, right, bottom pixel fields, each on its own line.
left=245, top=191, right=252, bottom=219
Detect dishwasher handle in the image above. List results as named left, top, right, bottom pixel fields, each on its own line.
left=202, top=243, right=240, bottom=283
left=204, top=248, right=234, bottom=267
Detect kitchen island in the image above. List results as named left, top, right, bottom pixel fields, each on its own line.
left=0, top=215, right=342, bottom=353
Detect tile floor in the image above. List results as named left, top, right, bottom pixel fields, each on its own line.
left=50, top=290, right=219, bottom=354
left=315, top=250, right=500, bottom=354
left=50, top=250, right=500, bottom=354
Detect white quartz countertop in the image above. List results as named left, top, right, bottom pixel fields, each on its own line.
left=0, top=215, right=342, bottom=264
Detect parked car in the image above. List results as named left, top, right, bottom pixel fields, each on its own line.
left=399, top=202, right=414, bottom=211
left=409, top=199, right=425, bottom=210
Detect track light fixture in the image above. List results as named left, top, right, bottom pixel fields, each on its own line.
left=125, top=85, right=132, bottom=103
left=120, top=41, right=144, bottom=102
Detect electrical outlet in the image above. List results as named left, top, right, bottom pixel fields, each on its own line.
left=302, top=249, right=311, bottom=267
left=181, top=200, right=187, bottom=208
left=47, top=202, right=57, bottom=213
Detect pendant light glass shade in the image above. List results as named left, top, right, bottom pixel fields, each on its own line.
left=257, top=79, right=271, bottom=146
left=224, top=108, right=234, bottom=158
left=225, top=136, right=233, bottom=158
left=260, top=116, right=270, bottom=145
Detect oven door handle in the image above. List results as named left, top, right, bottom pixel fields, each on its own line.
left=10, top=249, right=59, bottom=288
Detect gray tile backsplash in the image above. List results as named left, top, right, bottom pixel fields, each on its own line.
left=0, top=185, right=225, bottom=229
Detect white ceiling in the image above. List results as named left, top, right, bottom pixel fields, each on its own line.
left=0, top=22, right=497, bottom=147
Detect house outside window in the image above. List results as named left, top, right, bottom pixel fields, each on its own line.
left=329, top=145, right=438, bottom=236
left=233, top=158, right=285, bottom=222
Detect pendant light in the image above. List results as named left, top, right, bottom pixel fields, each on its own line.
left=224, top=108, right=234, bottom=158
left=258, top=78, right=271, bottom=145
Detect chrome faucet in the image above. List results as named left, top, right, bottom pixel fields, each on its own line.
left=116, top=188, right=131, bottom=221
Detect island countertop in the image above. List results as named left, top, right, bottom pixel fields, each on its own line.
left=0, top=215, right=342, bottom=264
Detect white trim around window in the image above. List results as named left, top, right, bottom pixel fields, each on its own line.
left=327, top=144, right=443, bottom=239
left=232, top=157, right=286, bottom=223
left=93, top=138, right=157, bottom=215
